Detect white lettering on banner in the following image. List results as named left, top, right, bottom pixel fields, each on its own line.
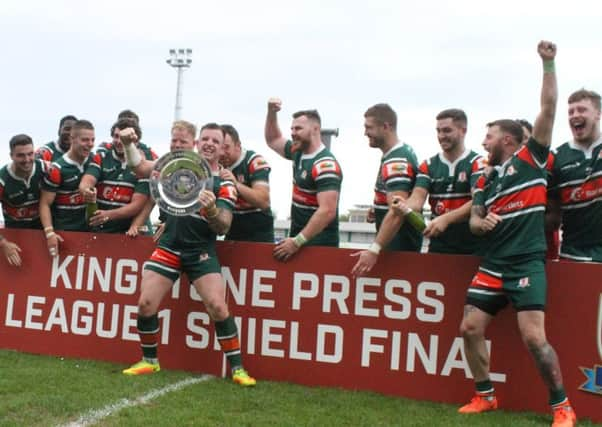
left=170, top=278, right=181, bottom=299
left=222, top=267, right=277, bottom=308
left=316, top=324, right=343, bottom=363
left=246, top=317, right=256, bottom=355
left=25, top=296, right=45, bottom=329
left=323, top=275, right=350, bottom=314
left=384, top=280, right=412, bottom=320
left=290, top=321, right=312, bottom=360
left=122, top=305, right=138, bottom=341
left=185, top=312, right=211, bottom=349
left=291, top=273, right=445, bottom=322
left=355, top=278, right=380, bottom=317
left=361, top=329, right=507, bottom=382
left=597, top=294, right=602, bottom=360
left=262, top=319, right=286, bottom=357
left=50, top=255, right=139, bottom=295
left=292, top=273, right=320, bottom=309
left=4, top=294, right=171, bottom=344
left=440, top=338, right=506, bottom=382
left=416, top=282, right=444, bottom=322
left=5, top=294, right=22, bottom=327
left=407, top=333, right=438, bottom=374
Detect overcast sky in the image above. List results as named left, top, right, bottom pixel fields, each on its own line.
left=1, top=0, right=600, bottom=219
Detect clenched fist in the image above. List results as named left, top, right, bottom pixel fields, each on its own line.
left=119, top=127, right=138, bottom=146
left=267, top=97, right=282, bottom=113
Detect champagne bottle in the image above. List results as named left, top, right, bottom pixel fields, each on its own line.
left=401, top=206, right=426, bottom=233
left=85, top=188, right=98, bottom=222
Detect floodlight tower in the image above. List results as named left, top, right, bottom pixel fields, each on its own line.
left=166, top=48, right=192, bottom=121
left=320, top=128, right=339, bottom=151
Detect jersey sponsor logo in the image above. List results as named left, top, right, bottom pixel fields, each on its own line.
left=55, top=192, right=84, bottom=206
left=4, top=204, right=39, bottom=219
left=99, top=184, right=134, bottom=203
left=249, top=155, right=269, bottom=173
left=382, top=161, right=408, bottom=180
left=313, top=159, right=341, bottom=178
left=488, top=186, right=546, bottom=216
left=560, top=175, right=602, bottom=205
left=431, top=197, right=471, bottom=216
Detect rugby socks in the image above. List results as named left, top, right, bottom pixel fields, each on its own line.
left=549, top=389, right=568, bottom=407
left=215, top=316, right=243, bottom=371
left=137, top=314, right=159, bottom=364
left=476, top=379, right=495, bottom=400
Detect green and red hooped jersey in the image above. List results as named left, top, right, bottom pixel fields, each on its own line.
left=284, top=141, right=342, bottom=247
left=157, top=176, right=237, bottom=250
left=225, top=149, right=274, bottom=242
left=549, top=137, right=602, bottom=257
left=0, top=159, right=48, bottom=229
left=373, top=142, right=422, bottom=251
left=415, top=149, right=485, bottom=254
left=473, top=137, right=549, bottom=263
left=97, top=141, right=158, bottom=161
left=42, top=154, right=95, bottom=231
left=85, top=149, right=150, bottom=233
left=35, top=141, right=67, bottom=163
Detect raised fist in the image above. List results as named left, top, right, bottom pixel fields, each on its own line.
left=119, top=127, right=138, bottom=146
left=267, top=97, right=282, bottom=113
left=537, top=40, right=557, bottom=61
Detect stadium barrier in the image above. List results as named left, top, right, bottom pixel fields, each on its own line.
left=0, top=229, right=600, bottom=422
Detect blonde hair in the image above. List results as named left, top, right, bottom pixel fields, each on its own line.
left=171, top=120, right=197, bottom=138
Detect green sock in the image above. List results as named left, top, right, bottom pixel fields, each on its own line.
left=137, top=314, right=159, bottom=361
left=549, top=388, right=567, bottom=406
left=476, top=379, right=494, bottom=396
left=215, top=316, right=242, bottom=371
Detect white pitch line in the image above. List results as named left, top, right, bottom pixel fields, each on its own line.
left=59, top=375, right=213, bottom=427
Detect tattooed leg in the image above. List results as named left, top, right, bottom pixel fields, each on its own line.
left=517, top=310, right=564, bottom=391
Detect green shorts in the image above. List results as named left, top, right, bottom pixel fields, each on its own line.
left=143, top=245, right=221, bottom=282
left=559, top=242, right=602, bottom=263
left=465, top=258, right=547, bottom=315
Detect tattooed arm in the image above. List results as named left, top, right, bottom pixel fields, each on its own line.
left=469, top=205, right=502, bottom=236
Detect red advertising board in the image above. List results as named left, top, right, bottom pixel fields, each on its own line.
left=0, top=229, right=600, bottom=421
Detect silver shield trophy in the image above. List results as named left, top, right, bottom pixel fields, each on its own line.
left=150, top=150, right=213, bottom=216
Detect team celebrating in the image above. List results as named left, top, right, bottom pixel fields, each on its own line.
left=2, top=40, right=597, bottom=426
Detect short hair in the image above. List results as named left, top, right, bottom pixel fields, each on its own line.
left=171, top=120, right=197, bottom=138
left=516, top=119, right=533, bottom=133
left=58, top=115, right=77, bottom=132
left=436, top=108, right=467, bottom=127
left=364, top=103, right=397, bottom=130
left=9, top=134, right=33, bottom=153
left=117, top=109, right=140, bottom=123
left=568, top=88, right=601, bottom=111
left=486, top=119, right=523, bottom=144
left=111, top=118, right=142, bottom=141
left=200, top=122, right=226, bottom=138
left=221, top=124, right=240, bottom=144
left=71, top=119, right=95, bottom=137
left=292, top=109, right=322, bottom=127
